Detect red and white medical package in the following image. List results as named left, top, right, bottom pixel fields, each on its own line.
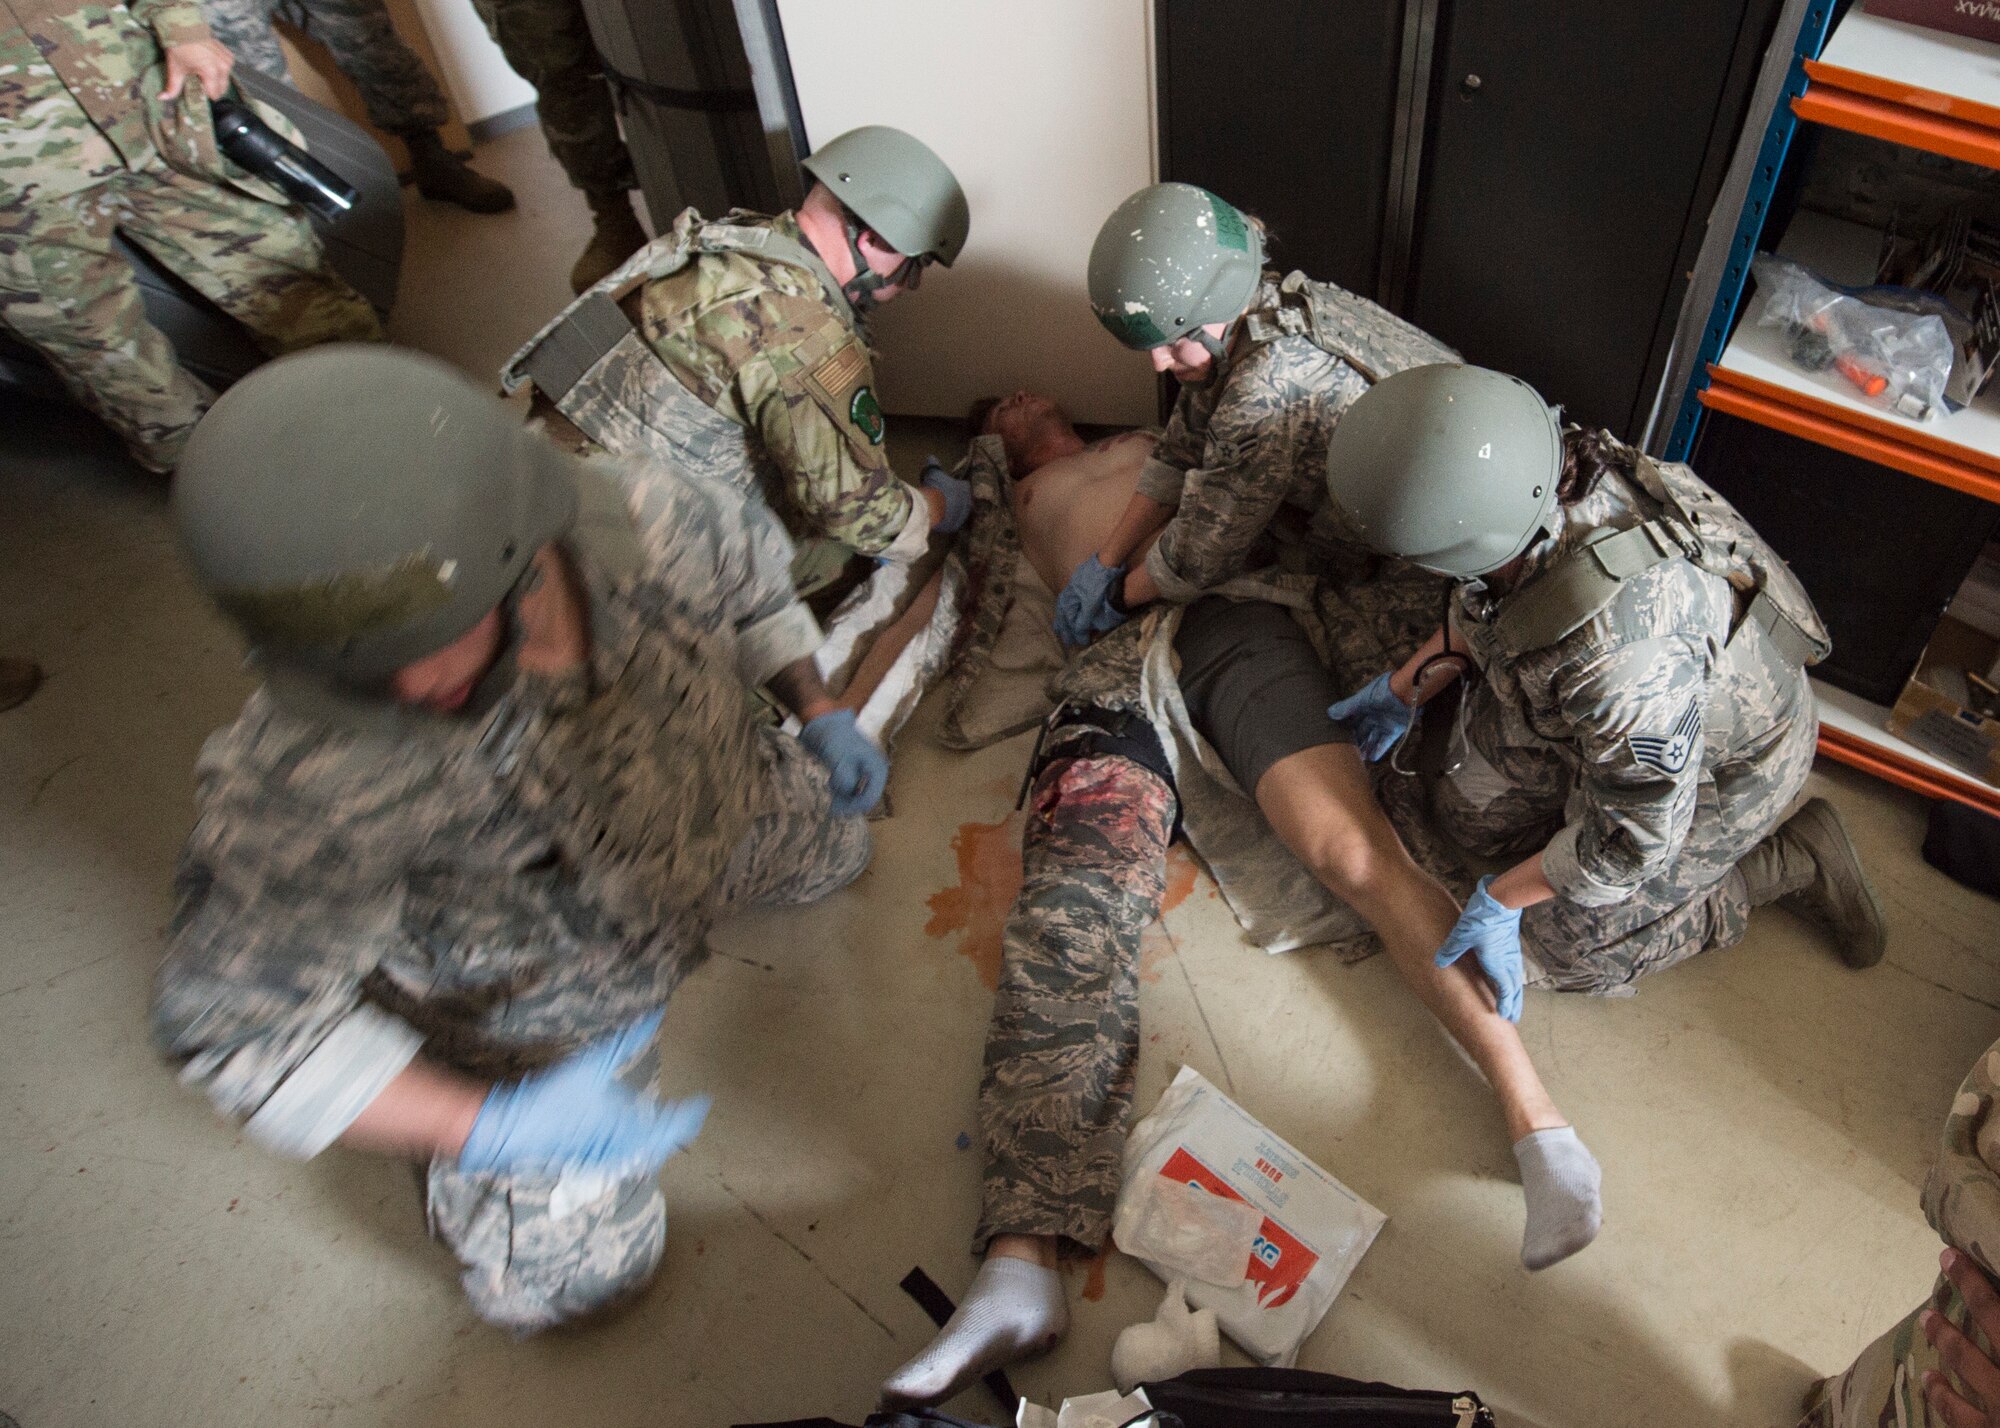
left=1114, top=1066, right=1385, bottom=1366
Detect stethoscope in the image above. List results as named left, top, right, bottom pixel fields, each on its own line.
left=1389, top=588, right=1478, bottom=778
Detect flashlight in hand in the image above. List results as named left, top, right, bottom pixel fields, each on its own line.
left=212, top=97, right=358, bottom=222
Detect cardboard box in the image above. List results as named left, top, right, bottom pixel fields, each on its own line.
left=1888, top=615, right=2000, bottom=786
left=1868, top=0, right=2000, bottom=46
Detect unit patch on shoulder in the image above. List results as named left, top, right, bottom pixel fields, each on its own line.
left=1628, top=693, right=1701, bottom=776
left=804, top=339, right=884, bottom=447
left=849, top=386, right=885, bottom=444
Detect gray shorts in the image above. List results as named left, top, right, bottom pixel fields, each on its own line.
left=1174, top=596, right=1352, bottom=796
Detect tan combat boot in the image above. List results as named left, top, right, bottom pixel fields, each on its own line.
left=570, top=192, right=648, bottom=294
left=1741, top=796, right=1888, bottom=967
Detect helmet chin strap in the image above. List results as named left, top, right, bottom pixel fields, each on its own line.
left=839, top=217, right=896, bottom=313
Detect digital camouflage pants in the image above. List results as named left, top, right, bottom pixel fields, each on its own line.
left=1433, top=677, right=1817, bottom=995
left=976, top=730, right=1178, bottom=1258
left=424, top=732, right=871, bottom=1332
left=1797, top=1037, right=2000, bottom=1427
left=202, top=0, right=449, bottom=136
left=0, top=162, right=379, bottom=471
left=470, top=0, right=635, bottom=199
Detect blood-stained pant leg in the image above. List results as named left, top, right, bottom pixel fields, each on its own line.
left=976, top=752, right=1177, bottom=1257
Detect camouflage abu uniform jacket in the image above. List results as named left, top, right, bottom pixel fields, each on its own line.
left=153, top=452, right=826, bottom=1160
left=1136, top=271, right=1455, bottom=603
left=1450, top=456, right=1821, bottom=909
left=502, top=207, right=929, bottom=594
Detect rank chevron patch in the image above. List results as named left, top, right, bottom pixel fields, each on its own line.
left=1629, top=693, right=1701, bottom=776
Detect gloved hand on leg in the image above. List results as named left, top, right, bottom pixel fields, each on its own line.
left=1326, top=671, right=1413, bottom=762
left=1053, top=555, right=1127, bottom=648
left=457, top=1012, right=710, bottom=1176
left=920, top=458, right=973, bottom=534
left=801, top=708, right=889, bottom=816
left=1435, top=875, right=1525, bottom=1022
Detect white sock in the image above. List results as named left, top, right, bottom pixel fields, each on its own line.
left=879, top=1256, right=1068, bottom=1409
left=1514, top=1126, right=1602, bottom=1271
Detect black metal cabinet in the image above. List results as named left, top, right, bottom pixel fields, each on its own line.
left=1155, top=0, right=1781, bottom=439
left=1155, top=0, right=1405, bottom=300
left=1408, top=0, right=1780, bottom=434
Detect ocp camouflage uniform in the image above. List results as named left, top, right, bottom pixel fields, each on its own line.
left=1798, top=1037, right=2000, bottom=1427
left=0, top=0, right=380, bottom=471
left=1137, top=271, right=1455, bottom=602
left=1438, top=451, right=1822, bottom=995
left=472, top=0, right=632, bottom=199
left=200, top=0, right=449, bottom=138
left=152, top=453, right=868, bottom=1332
left=503, top=207, right=932, bottom=597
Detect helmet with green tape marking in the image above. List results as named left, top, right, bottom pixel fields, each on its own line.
left=1087, top=182, right=1265, bottom=350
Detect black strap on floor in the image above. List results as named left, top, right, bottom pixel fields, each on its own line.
left=898, top=1266, right=1019, bottom=1416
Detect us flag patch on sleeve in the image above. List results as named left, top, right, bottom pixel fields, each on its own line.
left=1628, top=694, right=1701, bottom=775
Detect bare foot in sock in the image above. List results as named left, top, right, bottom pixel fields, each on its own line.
left=1514, top=1125, right=1602, bottom=1270
left=879, top=1254, right=1069, bottom=1409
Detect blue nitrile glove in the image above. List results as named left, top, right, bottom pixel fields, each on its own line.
left=1053, top=555, right=1128, bottom=648
left=921, top=458, right=972, bottom=534
left=1434, top=876, right=1525, bottom=1023
left=457, top=1012, right=711, bottom=1175
left=1326, top=671, right=1414, bottom=763
left=801, top=708, right=889, bottom=816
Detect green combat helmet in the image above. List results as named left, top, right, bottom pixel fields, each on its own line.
left=174, top=345, right=578, bottom=686
left=1087, top=182, right=1265, bottom=357
left=1323, top=363, right=1564, bottom=579
left=802, top=125, right=970, bottom=308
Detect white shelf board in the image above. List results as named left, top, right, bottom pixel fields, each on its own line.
left=1716, top=211, right=2000, bottom=463
left=1814, top=676, right=1995, bottom=789
left=1822, top=8, right=2000, bottom=111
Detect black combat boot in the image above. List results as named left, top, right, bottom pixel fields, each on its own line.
left=405, top=130, right=515, bottom=214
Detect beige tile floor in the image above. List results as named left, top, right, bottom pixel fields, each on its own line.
left=3, top=128, right=1999, bottom=1428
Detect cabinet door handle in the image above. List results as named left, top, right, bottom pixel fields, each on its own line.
left=1460, top=72, right=1483, bottom=97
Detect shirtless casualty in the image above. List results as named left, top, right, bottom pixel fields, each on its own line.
left=883, top=390, right=1601, bottom=1408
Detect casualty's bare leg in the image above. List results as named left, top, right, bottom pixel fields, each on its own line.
left=1257, top=745, right=1602, bottom=1270
left=1253, top=743, right=1565, bottom=1142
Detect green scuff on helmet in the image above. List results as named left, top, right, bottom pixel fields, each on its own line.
left=1087, top=182, right=1265, bottom=350
left=174, top=344, right=579, bottom=685
left=1323, top=363, right=1564, bottom=578
left=802, top=125, right=971, bottom=266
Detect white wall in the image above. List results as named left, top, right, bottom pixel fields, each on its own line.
left=407, top=0, right=536, bottom=125
left=776, top=0, right=1158, bottom=426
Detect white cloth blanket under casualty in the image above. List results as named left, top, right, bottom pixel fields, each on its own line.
left=934, top=434, right=1472, bottom=961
